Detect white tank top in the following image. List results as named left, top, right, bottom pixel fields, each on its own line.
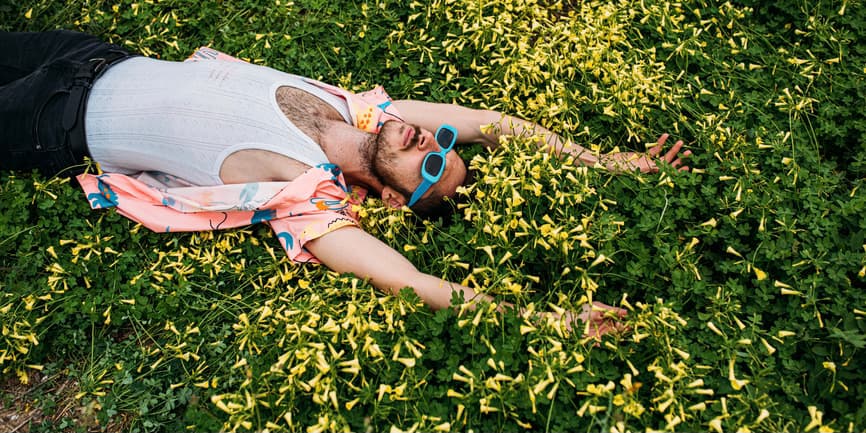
left=84, top=57, right=352, bottom=186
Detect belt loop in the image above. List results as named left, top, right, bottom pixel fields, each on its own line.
left=61, top=85, right=86, bottom=131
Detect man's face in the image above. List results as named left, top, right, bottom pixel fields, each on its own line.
left=372, top=120, right=467, bottom=205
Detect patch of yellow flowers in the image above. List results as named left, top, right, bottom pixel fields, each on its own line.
left=394, top=0, right=684, bottom=145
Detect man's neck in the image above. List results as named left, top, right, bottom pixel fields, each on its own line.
left=273, top=86, right=384, bottom=192
left=319, top=121, right=384, bottom=192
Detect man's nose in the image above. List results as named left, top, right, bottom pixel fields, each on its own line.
left=418, top=129, right=437, bottom=150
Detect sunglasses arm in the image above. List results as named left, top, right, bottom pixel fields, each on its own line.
left=407, top=178, right=434, bottom=207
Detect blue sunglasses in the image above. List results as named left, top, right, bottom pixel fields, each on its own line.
left=407, top=124, right=458, bottom=207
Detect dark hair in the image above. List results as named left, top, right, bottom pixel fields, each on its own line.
left=410, top=165, right=476, bottom=220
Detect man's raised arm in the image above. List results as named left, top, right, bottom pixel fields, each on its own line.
left=393, top=100, right=690, bottom=173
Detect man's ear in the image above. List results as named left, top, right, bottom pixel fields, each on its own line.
left=381, top=186, right=408, bottom=209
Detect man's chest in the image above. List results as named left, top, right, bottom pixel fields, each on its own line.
left=274, top=86, right=345, bottom=143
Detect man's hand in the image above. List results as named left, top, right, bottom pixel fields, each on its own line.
left=601, top=133, right=692, bottom=173
left=578, top=301, right=629, bottom=339
left=552, top=301, right=628, bottom=339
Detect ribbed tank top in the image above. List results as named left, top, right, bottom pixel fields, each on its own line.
left=84, top=57, right=351, bottom=186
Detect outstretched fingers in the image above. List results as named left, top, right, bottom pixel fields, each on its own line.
left=671, top=149, right=693, bottom=171
left=652, top=134, right=693, bottom=172
left=583, top=317, right=630, bottom=340
left=647, top=133, right=670, bottom=158
left=576, top=301, right=630, bottom=339
left=587, top=301, right=627, bottom=319
left=662, top=139, right=685, bottom=163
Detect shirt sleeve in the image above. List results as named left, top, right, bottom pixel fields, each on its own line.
left=302, top=80, right=404, bottom=133
left=352, top=85, right=404, bottom=131
left=265, top=164, right=369, bottom=263
left=77, top=164, right=366, bottom=263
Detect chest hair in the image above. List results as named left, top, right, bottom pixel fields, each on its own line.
left=274, top=86, right=345, bottom=144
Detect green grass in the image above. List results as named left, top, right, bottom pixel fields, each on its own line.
left=2, top=0, right=866, bottom=431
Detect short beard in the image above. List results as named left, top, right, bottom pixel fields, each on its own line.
left=359, top=133, right=379, bottom=181
left=369, top=126, right=416, bottom=199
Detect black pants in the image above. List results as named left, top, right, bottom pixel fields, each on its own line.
left=0, top=30, right=134, bottom=176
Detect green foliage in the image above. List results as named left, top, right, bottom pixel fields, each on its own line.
left=2, top=0, right=866, bottom=432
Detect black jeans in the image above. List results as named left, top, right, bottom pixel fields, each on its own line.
left=0, top=30, right=134, bottom=176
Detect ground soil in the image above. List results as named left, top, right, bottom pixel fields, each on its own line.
left=0, top=370, right=129, bottom=432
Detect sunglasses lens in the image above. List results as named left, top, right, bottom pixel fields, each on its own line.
left=436, top=128, right=455, bottom=149
left=423, top=154, right=444, bottom=176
